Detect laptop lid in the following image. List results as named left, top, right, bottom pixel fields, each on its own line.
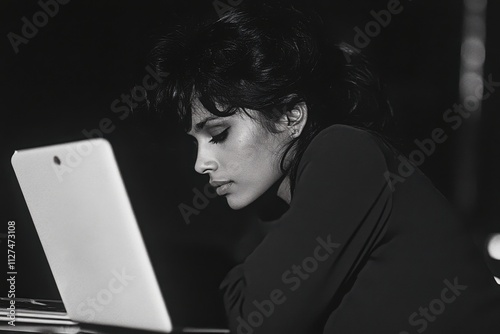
left=11, top=138, right=172, bottom=333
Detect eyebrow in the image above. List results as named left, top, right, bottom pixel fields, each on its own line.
left=187, top=116, right=221, bottom=135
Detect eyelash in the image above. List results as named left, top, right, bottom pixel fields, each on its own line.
left=209, top=127, right=230, bottom=144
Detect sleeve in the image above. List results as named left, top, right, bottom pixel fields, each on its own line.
left=219, top=125, right=394, bottom=333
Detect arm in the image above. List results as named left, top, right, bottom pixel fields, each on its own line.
left=220, top=125, right=393, bottom=333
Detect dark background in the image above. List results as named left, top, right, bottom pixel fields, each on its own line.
left=1, top=0, right=499, bottom=328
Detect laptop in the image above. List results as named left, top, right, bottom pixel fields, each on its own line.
left=7, top=138, right=229, bottom=334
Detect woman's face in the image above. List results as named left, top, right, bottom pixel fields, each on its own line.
left=187, top=99, right=290, bottom=210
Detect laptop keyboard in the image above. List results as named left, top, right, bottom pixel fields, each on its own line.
left=1, top=297, right=66, bottom=312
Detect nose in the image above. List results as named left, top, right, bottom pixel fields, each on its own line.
left=194, top=145, right=218, bottom=175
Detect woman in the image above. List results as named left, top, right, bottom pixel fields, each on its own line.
left=150, top=3, right=500, bottom=333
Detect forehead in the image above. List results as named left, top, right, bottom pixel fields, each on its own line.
left=187, top=99, right=264, bottom=136
left=186, top=99, right=223, bottom=135
left=190, top=99, right=213, bottom=123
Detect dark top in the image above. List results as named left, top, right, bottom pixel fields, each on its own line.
left=219, top=124, right=500, bottom=333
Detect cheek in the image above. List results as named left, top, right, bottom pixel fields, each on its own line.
left=223, top=150, right=253, bottom=177
left=224, top=128, right=274, bottom=176
left=227, top=142, right=281, bottom=183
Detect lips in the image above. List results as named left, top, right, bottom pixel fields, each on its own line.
left=210, top=180, right=231, bottom=188
left=210, top=180, right=233, bottom=195
left=215, top=182, right=232, bottom=195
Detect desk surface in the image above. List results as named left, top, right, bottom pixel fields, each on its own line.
left=0, top=298, right=229, bottom=334
left=0, top=323, right=230, bottom=334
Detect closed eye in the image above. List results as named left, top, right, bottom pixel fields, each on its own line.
left=209, top=127, right=230, bottom=144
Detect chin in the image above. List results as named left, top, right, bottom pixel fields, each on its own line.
left=225, top=189, right=264, bottom=210
left=226, top=194, right=250, bottom=210
left=225, top=182, right=278, bottom=210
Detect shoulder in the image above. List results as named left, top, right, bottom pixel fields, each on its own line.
left=309, top=123, right=382, bottom=146
left=294, top=124, right=391, bottom=188
left=291, top=124, right=393, bottom=216
left=301, top=124, right=388, bottom=166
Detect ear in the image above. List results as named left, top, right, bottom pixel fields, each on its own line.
left=277, top=102, right=308, bottom=138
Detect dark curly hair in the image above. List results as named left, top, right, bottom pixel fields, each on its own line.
left=149, top=2, right=394, bottom=196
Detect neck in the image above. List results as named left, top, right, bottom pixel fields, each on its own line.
left=277, top=175, right=291, bottom=204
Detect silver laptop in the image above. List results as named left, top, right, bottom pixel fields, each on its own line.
left=9, top=138, right=228, bottom=333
